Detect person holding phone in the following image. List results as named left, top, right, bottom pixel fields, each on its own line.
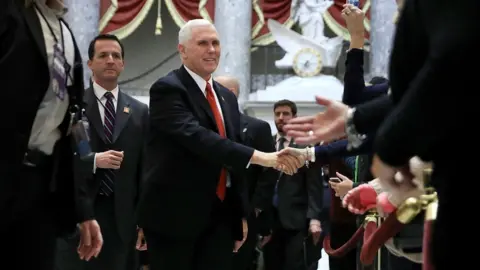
left=330, top=172, right=354, bottom=198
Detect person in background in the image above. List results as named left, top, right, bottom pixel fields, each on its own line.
left=263, top=100, right=323, bottom=270
left=55, top=34, right=149, bottom=270
left=216, top=75, right=277, bottom=270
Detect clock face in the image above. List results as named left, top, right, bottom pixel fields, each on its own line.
left=292, top=48, right=322, bottom=77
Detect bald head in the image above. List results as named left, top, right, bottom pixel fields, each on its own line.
left=215, top=75, right=240, bottom=97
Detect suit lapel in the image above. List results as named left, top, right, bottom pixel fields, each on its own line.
left=112, top=91, right=131, bottom=143
left=23, top=4, right=48, bottom=64
left=212, top=81, right=235, bottom=139
left=177, top=67, right=217, bottom=129
left=84, top=87, right=107, bottom=143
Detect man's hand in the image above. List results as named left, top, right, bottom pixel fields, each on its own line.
left=136, top=228, right=147, bottom=251
left=233, top=219, right=248, bottom=253
left=278, top=147, right=308, bottom=171
left=95, top=150, right=124, bottom=169
left=77, top=220, right=103, bottom=261
left=258, top=234, right=272, bottom=248
left=330, top=172, right=354, bottom=198
left=250, top=151, right=302, bottom=175
left=309, top=220, right=322, bottom=245
left=284, top=96, right=350, bottom=145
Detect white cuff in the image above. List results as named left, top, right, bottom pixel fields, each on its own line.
left=310, top=147, right=316, bottom=163
left=93, top=153, right=98, bottom=174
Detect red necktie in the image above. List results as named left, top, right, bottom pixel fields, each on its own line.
left=205, top=82, right=227, bottom=201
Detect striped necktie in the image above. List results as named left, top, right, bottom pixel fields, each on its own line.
left=99, top=91, right=116, bottom=196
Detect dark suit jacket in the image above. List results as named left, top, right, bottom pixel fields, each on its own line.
left=374, top=0, right=479, bottom=167
left=137, top=66, right=254, bottom=240
left=239, top=114, right=277, bottom=213
left=272, top=137, right=323, bottom=230
left=239, top=114, right=277, bottom=236
left=82, top=86, right=148, bottom=243
left=0, top=0, right=92, bottom=235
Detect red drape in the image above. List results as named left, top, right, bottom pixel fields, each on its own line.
left=100, top=0, right=151, bottom=35
left=99, top=0, right=372, bottom=41
left=166, top=0, right=292, bottom=43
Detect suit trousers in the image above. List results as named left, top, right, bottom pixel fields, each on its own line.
left=1, top=162, right=57, bottom=270
left=144, top=195, right=235, bottom=270
left=263, top=209, right=306, bottom=270
left=56, top=194, right=132, bottom=270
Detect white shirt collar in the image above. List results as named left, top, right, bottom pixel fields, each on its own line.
left=35, top=0, right=68, bottom=17
left=93, top=81, right=119, bottom=101
left=184, top=65, right=213, bottom=96
left=276, top=134, right=291, bottom=143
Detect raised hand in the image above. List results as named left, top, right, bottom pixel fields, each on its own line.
left=283, top=96, right=350, bottom=145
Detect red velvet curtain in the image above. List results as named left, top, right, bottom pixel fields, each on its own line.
left=166, top=0, right=292, bottom=41
left=100, top=0, right=150, bottom=34
left=99, top=0, right=372, bottom=40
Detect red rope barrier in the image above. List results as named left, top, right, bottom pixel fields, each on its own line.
left=360, top=211, right=406, bottom=265
left=422, top=220, right=434, bottom=270
left=322, top=226, right=364, bottom=257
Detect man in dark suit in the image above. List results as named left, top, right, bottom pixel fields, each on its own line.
left=0, top=0, right=102, bottom=269
left=216, top=75, right=277, bottom=270
left=136, top=19, right=301, bottom=270
left=263, top=100, right=323, bottom=270
left=56, top=34, right=149, bottom=270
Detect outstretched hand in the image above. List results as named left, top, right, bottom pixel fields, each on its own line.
left=278, top=147, right=308, bottom=173
left=251, top=151, right=303, bottom=175
left=283, top=96, right=350, bottom=145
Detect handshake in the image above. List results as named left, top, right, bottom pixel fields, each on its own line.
left=250, top=147, right=314, bottom=175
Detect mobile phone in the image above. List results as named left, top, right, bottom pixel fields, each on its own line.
left=329, top=177, right=342, bottom=183
left=348, top=0, right=360, bottom=7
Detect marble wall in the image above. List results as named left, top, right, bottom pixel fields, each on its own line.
left=64, top=0, right=100, bottom=86
left=369, top=0, right=397, bottom=78
left=214, top=0, right=252, bottom=110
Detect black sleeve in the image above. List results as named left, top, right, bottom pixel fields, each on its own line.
left=251, top=122, right=277, bottom=211
left=149, top=81, right=255, bottom=171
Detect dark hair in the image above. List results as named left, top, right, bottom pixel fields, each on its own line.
left=369, top=76, right=389, bottom=85
left=273, top=99, right=297, bottom=116
left=88, top=34, right=125, bottom=60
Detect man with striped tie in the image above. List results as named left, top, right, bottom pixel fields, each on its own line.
left=56, top=34, right=149, bottom=270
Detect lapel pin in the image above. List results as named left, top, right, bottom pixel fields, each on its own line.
left=123, top=107, right=130, bottom=114
left=243, top=128, right=247, bottom=133
left=221, top=96, right=225, bottom=101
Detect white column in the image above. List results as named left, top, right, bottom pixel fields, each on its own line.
left=64, top=0, right=100, bottom=86
left=369, top=0, right=397, bottom=78
left=214, top=0, right=252, bottom=111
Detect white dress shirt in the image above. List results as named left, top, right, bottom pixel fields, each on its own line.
left=93, top=81, right=119, bottom=124
left=28, top=0, right=74, bottom=155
